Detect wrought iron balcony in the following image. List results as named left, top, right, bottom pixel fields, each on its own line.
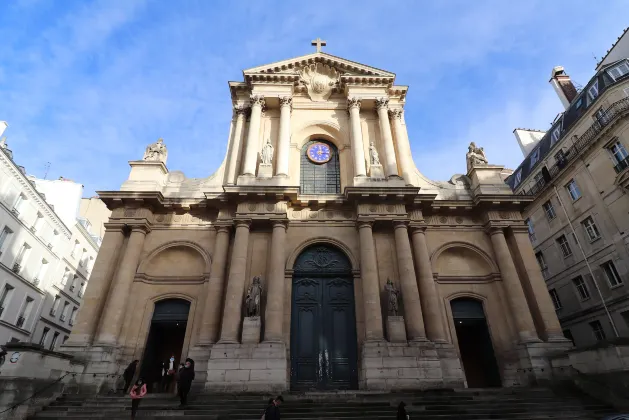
left=614, top=156, right=629, bottom=173
left=16, top=316, right=25, bottom=328
left=520, top=97, right=629, bottom=196
left=12, top=263, right=21, bottom=273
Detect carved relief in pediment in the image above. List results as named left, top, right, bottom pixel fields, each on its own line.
left=299, top=63, right=340, bottom=102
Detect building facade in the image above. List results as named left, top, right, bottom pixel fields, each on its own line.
left=0, top=127, right=107, bottom=349
left=63, top=46, right=570, bottom=393
left=508, top=34, right=629, bottom=347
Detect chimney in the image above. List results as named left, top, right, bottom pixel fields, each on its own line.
left=550, top=66, right=578, bottom=109
left=0, top=121, right=7, bottom=138
left=513, top=128, right=546, bottom=157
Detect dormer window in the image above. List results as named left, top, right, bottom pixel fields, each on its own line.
left=530, top=148, right=540, bottom=169
left=608, top=61, right=629, bottom=81
left=513, top=170, right=522, bottom=187
left=551, top=127, right=561, bottom=145
left=587, top=80, right=599, bottom=103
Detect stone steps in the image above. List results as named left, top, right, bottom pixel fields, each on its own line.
left=28, top=387, right=616, bottom=420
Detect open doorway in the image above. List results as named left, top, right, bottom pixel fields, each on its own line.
left=140, top=299, right=190, bottom=393
left=451, top=298, right=501, bottom=388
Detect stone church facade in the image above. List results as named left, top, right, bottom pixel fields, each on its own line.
left=62, top=46, right=571, bottom=392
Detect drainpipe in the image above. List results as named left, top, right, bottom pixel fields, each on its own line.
left=552, top=185, right=619, bottom=337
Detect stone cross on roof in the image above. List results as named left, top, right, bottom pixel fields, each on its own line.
left=311, top=37, right=327, bottom=52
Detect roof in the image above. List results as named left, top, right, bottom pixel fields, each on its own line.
left=596, top=27, right=629, bottom=70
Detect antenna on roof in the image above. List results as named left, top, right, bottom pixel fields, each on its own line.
left=592, top=52, right=598, bottom=63
left=43, top=162, right=51, bottom=180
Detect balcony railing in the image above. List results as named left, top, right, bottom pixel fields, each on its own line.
left=12, top=263, right=21, bottom=274
left=16, top=316, right=25, bottom=328
left=614, top=156, right=629, bottom=173
left=520, top=97, right=629, bottom=196
left=60, top=315, right=66, bottom=322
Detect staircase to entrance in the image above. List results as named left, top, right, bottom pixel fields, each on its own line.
left=28, top=387, right=615, bottom=419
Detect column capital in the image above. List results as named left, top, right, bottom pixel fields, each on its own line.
left=130, top=224, right=151, bottom=235
left=250, top=94, right=265, bottom=107
left=103, top=222, right=127, bottom=233
left=279, top=96, right=293, bottom=108
left=485, top=226, right=505, bottom=236
left=215, top=224, right=232, bottom=234
left=347, top=97, right=362, bottom=110
left=356, top=219, right=374, bottom=230
left=375, top=97, right=389, bottom=111
left=409, top=223, right=427, bottom=234
left=392, top=219, right=409, bottom=229
left=233, top=104, right=250, bottom=117
left=388, top=108, right=403, bottom=120
left=234, top=219, right=252, bottom=229
left=271, top=219, right=289, bottom=229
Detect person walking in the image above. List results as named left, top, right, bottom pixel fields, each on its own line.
left=176, top=358, right=195, bottom=408
left=129, top=378, right=147, bottom=419
left=397, top=401, right=410, bottom=420
left=262, top=395, right=284, bottom=420
left=122, top=360, right=139, bottom=394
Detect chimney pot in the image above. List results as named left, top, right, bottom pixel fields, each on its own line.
left=550, top=66, right=578, bottom=110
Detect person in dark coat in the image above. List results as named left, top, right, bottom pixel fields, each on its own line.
left=263, top=395, right=284, bottom=420
left=122, top=360, right=139, bottom=394
left=397, top=401, right=409, bottom=420
left=176, top=358, right=195, bottom=408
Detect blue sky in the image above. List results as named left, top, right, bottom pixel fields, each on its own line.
left=1, top=0, right=627, bottom=195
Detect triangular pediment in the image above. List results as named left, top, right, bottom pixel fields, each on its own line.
left=243, top=52, right=395, bottom=78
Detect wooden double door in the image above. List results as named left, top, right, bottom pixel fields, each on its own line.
left=290, top=246, right=358, bottom=391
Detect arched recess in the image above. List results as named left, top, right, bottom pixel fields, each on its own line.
left=137, top=241, right=211, bottom=282
left=431, top=242, right=498, bottom=280
left=286, top=237, right=359, bottom=273
left=293, top=120, right=345, bottom=151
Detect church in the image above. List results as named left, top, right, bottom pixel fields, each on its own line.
left=62, top=40, right=571, bottom=393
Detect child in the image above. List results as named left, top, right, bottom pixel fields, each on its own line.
left=129, top=378, right=147, bottom=419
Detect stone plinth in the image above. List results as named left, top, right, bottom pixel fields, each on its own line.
left=205, top=342, right=287, bottom=392
left=386, top=316, right=407, bottom=343
left=369, top=164, right=385, bottom=180
left=257, top=163, right=273, bottom=179
left=242, top=316, right=261, bottom=344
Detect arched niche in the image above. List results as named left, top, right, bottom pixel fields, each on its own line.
left=286, top=237, right=359, bottom=273
left=293, top=121, right=345, bottom=151
left=138, top=242, right=211, bottom=281
left=431, top=242, right=497, bottom=280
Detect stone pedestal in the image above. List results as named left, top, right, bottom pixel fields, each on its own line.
left=205, top=342, right=287, bottom=392
left=369, top=164, right=385, bottom=180
left=434, top=342, right=465, bottom=388
left=242, top=316, right=261, bottom=344
left=508, top=340, right=574, bottom=387
left=386, top=316, right=407, bottom=343
left=257, top=163, right=273, bottom=179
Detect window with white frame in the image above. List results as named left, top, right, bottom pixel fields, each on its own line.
left=582, top=216, right=601, bottom=242
left=534, top=172, right=544, bottom=185
left=609, top=140, right=629, bottom=164
left=87, top=256, right=94, bottom=272
left=60, top=268, right=70, bottom=285
left=530, top=148, right=540, bottom=168
left=601, top=260, right=623, bottom=287
left=549, top=289, right=562, bottom=310
left=566, top=179, right=582, bottom=201
left=39, top=327, right=50, bottom=346
left=79, top=281, right=86, bottom=298
left=60, top=302, right=70, bottom=322
left=573, top=276, right=591, bottom=300
left=589, top=320, right=606, bottom=342
left=607, top=61, right=629, bottom=81
left=556, top=235, right=572, bottom=257
left=17, top=296, right=34, bottom=328
left=551, top=126, right=561, bottom=144
left=12, top=194, right=26, bottom=215
left=535, top=252, right=548, bottom=277
left=50, top=295, right=60, bottom=316
left=52, top=230, right=60, bottom=250
left=13, top=243, right=31, bottom=274
left=71, top=240, right=80, bottom=258
left=587, top=80, right=599, bottom=103
left=33, top=212, right=44, bottom=233
left=526, top=218, right=536, bottom=242
left=594, top=107, right=607, bottom=123
left=513, top=170, right=522, bottom=187
left=0, top=226, right=14, bottom=257
left=542, top=200, right=557, bottom=220
left=34, top=259, right=48, bottom=285
left=49, top=332, right=59, bottom=351
left=0, top=284, right=15, bottom=318
left=69, top=275, right=78, bottom=292
left=79, top=249, right=88, bottom=267
left=69, top=307, right=78, bottom=326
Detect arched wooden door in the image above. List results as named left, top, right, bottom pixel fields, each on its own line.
left=290, top=245, right=358, bottom=390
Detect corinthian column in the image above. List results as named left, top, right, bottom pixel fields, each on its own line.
left=347, top=97, right=367, bottom=177
left=389, top=109, right=413, bottom=184
left=276, top=97, right=292, bottom=177
left=198, top=225, right=231, bottom=344
left=241, top=95, right=265, bottom=176
left=264, top=220, right=288, bottom=341
left=375, top=97, right=399, bottom=177
left=393, top=221, right=427, bottom=341
left=357, top=220, right=384, bottom=341
left=219, top=219, right=251, bottom=343
left=95, top=225, right=148, bottom=346
left=488, top=227, right=539, bottom=343
left=225, top=106, right=248, bottom=185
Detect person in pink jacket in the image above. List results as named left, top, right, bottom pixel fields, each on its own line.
left=129, top=378, right=147, bottom=419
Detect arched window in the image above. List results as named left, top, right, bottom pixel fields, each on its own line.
left=300, top=139, right=340, bottom=195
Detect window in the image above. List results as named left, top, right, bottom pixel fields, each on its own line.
left=555, top=149, right=566, bottom=166
left=69, top=307, right=78, bottom=326
left=563, top=329, right=575, bottom=346
left=60, top=268, right=70, bottom=286
left=49, top=332, right=59, bottom=350
left=582, top=217, right=601, bottom=242
left=534, top=172, right=544, bottom=185
left=71, top=240, right=80, bottom=258
left=60, top=302, right=70, bottom=322
left=525, top=219, right=536, bottom=242
left=513, top=170, right=522, bottom=187
left=17, top=297, right=34, bottom=328
left=0, top=284, right=14, bottom=318
left=52, top=230, right=60, bottom=250
left=609, top=140, right=629, bottom=169
left=608, top=61, right=629, bottom=80
left=63, top=335, right=69, bottom=344
left=535, top=252, right=548, bottom=277
left=87, top=256, right=94, bottom=272
left=300, top=140, right=341, bottom=195
left=589, top=320, right=606, bottom=342
left=50, top=295, right=61, bottom=316
left=0, top=226, right=14, bottom=257
left=39, top=327, right=50, bottom=346
left=13, top=242, right=31, bottom=273
left=530, top=148, right=540, bottom=168
left=542, top=200, right=556, bottom=220
left=79, top=249, right=88, bottom=267
left=551, top=126, right=561, bottom=144
left=34, top=259, right=48, bottom=285
left=565, top=179, right=582, bottom=201
left=587, top=80, right=599, bottom=103
left=69, top=275, right=78, bottom=292
left=601, top=260, right=622, bottom=287
left=556, top=235, right=572, bottom=257
left=573, top=276, right=591, bottom=300
left=12, top=194, right=26, bottom=215
left=594, top=107, right=607, bottom=124
left=549, top=289, right=562, bottom=310
left=33, top=212, right=44, bottom=233
left=78, top=282, right=86, bottom=298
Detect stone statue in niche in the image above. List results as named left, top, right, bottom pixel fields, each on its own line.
left=369, top=141, right=381, bottom=165
left=143, top=138, right=168, bottom=164
left=245, top=275, right=262, bottom=317
left=385, top=278, right=400, bottom=317
left=260, top=138, right=274, bottom=165
left=466, top=141, right=488, bottom=172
